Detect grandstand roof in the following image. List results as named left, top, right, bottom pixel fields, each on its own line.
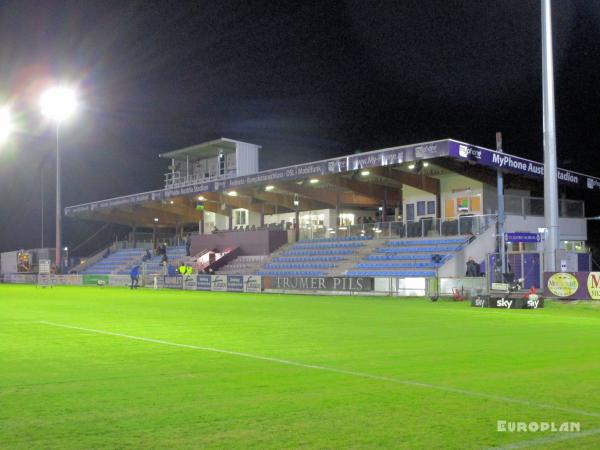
left=65, top=138, right=600, bottom=227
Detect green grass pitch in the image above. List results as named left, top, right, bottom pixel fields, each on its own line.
left=2, top=285, right=600, bottom=449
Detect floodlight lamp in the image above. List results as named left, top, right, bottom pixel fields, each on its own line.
left=40, top=87, right=77, bottom=122
left=0, top=108, right=12, bottom=142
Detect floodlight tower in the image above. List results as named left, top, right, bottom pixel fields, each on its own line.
left=541, top=0, right=560, bottom=271
left=40, top=87, right=77, bottom=273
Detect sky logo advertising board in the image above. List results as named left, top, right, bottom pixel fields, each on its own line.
left=546, top=272, right=579, bottom=297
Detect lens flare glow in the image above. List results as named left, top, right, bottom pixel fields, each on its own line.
left=40, top=87, right=77, bottom=122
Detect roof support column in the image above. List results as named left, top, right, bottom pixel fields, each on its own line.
left=132, top=224, right=137, bottom=248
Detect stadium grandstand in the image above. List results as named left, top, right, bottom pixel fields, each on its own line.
left=37, top=136, right=593, bottom=291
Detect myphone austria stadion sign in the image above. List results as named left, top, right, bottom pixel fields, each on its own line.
left=449, top=140, right=600, bottom=191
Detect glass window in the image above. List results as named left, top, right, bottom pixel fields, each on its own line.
left=417, top=201, right=426, bottom=216
left=234, top=209, right=247, bottom=226
left=427, top=201, right=436, bottom=215
left=406, top=203, right=415, bottom=221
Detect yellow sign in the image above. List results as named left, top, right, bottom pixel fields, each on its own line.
left=547, top=273, right=579, bottom=297
left=587, top=273, right=600, bottom=300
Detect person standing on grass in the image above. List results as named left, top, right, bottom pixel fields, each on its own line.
left=130, top=265, right=140, bottom=289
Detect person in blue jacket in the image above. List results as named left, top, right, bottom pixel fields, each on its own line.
left=130, top=265, right=140, bottom=289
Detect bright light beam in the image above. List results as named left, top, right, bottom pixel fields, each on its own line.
left=40, top=87, right=77, bottom=122
left=0, top=108, right=12, bottom=142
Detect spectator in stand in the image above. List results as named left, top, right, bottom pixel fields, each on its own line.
left=142, top=249, right=152, bottom=262
left=167, top=264, right=177, bottom=276
left=465, top=257, right=480, bottom=277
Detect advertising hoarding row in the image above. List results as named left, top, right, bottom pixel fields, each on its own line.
left=163, top=275, right=262, bottom=293
left=543, top=272, right=600, bottom=300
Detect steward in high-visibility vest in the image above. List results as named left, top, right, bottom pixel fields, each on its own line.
left=178, top=264, right=186, bottom=275
left=185, top=265, right=193, bottom=275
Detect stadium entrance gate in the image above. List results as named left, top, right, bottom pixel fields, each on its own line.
left=487, top=252, right=543, bottom=290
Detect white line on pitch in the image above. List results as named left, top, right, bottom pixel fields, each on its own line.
left=38, top=320, right=600, bottom=420
left=489, top=427, right=600, bottom=449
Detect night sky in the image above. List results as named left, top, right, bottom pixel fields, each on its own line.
left=1, top=0, right=599, bottom=254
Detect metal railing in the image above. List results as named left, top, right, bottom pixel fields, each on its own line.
left=164, top=170, right=236, bottom=188
left=299, top=214, right=497, bottom=240
left=504, top=195, right=584, bottom=218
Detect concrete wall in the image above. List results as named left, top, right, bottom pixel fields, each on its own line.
left=402, top=185, right=436, bottom=220
left=505, top=215, right=587, bottom=241
left=190, top=229, right=288, bottom=256
left=439, top=174, right=484, bottom=220
left=439, top=224, right=497, bottom=278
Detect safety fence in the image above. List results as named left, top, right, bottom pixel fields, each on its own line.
left=1, top=272, right=489, bottom=298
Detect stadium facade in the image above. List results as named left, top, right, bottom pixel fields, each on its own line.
left=49, top=137, right=593, bottom=291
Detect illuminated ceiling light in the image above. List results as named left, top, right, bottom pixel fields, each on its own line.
left=169, top=200, right=174, bottom=204
left=309, top=178, right=319, bottom=184
left=408, top=164, right=416, bottom=170
left=0, top=108, right=12, bottom=142
left=265, top=185, right=275, bottom=191
left=360, top=170, right=370, bottom=176
left=197, top=195, right=206, bottom=201
left=423, top=162, right=430, bottom=167
left=153, top=218, right=159, bottom=222
left=227, top=190, right=238, bottom=197
left=374, top=228, right=382, bottom=233
left=40, top=86, right=77, bottom=123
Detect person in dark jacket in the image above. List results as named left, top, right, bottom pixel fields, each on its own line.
left=130, top=265, right=140, bottom=289
left=465, top=257, right=480, bottom=277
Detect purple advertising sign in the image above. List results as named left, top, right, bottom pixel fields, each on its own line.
left=448, top=140, right=600, bottom=191
left=347, top=140, right=449, bottom=170
left=543, top=272, right=600, bottom=300
left=505, top=232, right=541, bottom=243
